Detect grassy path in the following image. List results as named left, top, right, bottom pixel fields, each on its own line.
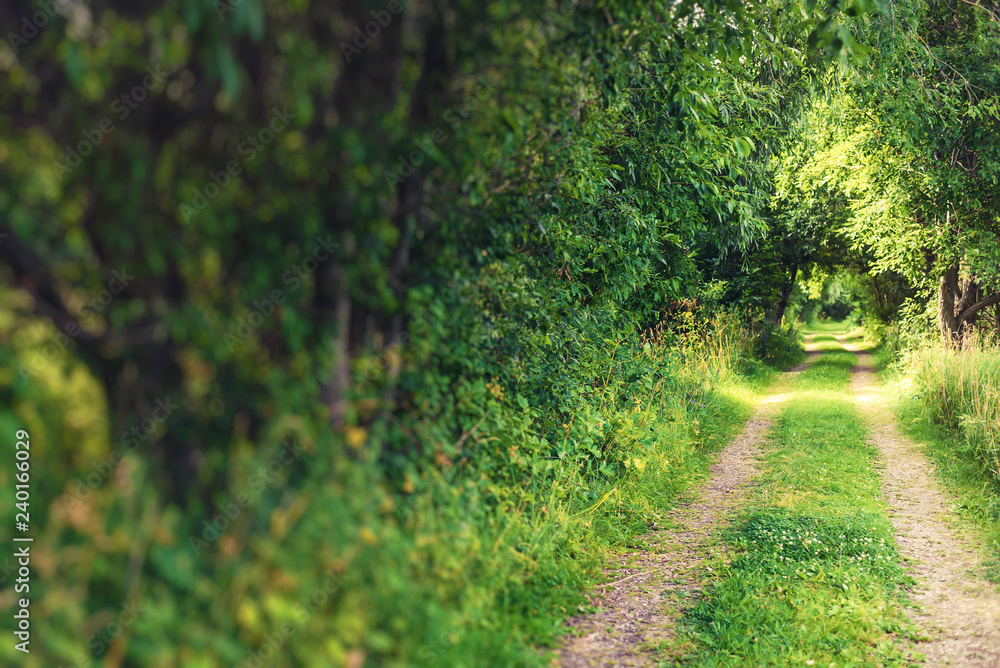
left=558, top=357, right=803, bottom=666
left=676, top=328, right=914, bottom=666
left=558, top=323, right=1000, bottom=667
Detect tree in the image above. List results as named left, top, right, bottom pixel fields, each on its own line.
left=813, top=0, right=1000, bottom=344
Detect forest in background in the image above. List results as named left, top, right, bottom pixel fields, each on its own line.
left=0, top=0, right=999, bottom=665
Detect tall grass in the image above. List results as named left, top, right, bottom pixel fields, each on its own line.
left=888, top=331, right=1000, bottom=584
left=903, top=334, right=1000, bottom=486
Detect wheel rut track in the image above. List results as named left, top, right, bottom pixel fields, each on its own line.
left=847, top=345, right=1000, bottom=667
left=559, top=336, right=1000, bottom=667
left=557, top=369, right=802, bottom=667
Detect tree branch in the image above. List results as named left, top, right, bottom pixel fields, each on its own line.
left=958, top=294, right=1000, bottom=323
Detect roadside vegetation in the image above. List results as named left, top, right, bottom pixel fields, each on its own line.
left=2, top=0, right=1000, bottom=665
left=876, top=335, right=1000, bottom=587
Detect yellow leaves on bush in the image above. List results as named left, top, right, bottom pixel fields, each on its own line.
left=323, top=638, right=350, bottom=666
left=345, top=426, right=367, bottom=449
left=237, top=599, right=262, bottom=631
left=486, top=380, right=505, bottom=400
left=261, top=590, right=299, bottom=624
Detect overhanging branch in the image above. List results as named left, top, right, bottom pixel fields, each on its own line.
left=957, top=294, right=1000, bottom=323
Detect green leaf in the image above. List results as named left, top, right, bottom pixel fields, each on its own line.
left=734, top=138, right=753, bottom=158
left=216, top=44, right=242, bottom=98
left=63, top=43, right=85, bottom=90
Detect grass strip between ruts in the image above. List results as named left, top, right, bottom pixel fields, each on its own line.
left=672, top=347, right=919, bottom=667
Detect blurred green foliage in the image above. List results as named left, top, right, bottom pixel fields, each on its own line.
left=0, top=0, right=962, bottom=665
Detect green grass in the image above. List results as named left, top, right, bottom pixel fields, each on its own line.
left=673, top=348, right=917, bottom=667
left=802, top=321, right=871, bottom=353
left=804, top=320, right=851, bottom=335
left=393, top=320, right=786, bottom=666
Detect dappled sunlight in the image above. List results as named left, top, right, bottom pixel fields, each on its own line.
left=716, top=384, right=763, bottom=404
left=794, top=390, right=852, bottom=404
left=852, top=391, right=884, bottom=407
left=809, top=341, right=851, bottom=352
left=836, top=332, right=875, bottom=353
left=770, top=490, right=814, bottom=510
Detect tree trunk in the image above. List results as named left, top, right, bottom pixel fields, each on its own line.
left=321, top=261, right=352, bottom=429
left=938, top=265, right=1000, bottom=347
left=956, top=275, right=982, bottom=327
left=938, top=264, right=959, bottom=348
left=773, top=263, right=798, bottom=326
left=957, top=292, right=1000, bottom=329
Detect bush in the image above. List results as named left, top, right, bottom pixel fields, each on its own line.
left=0, top=306, right=781, bottom=666
left=755, top=322, right=807, bottom=370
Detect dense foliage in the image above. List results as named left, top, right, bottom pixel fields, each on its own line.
left=777, top=0, right=1000, bottom=341
left=2, top=0, right=1000, bottom=665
